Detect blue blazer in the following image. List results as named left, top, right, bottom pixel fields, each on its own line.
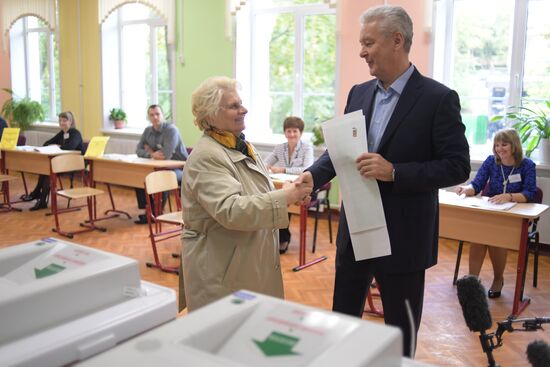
left=308, top=68, right=470, bottom=273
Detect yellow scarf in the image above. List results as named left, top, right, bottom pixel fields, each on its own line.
left=206, top=129, right=256, bottom=162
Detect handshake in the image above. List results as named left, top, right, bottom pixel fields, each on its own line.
left=282, top=171, right=315, bottom=206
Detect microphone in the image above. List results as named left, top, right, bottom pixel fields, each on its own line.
left=526, top=339, right=550, bottom=367
left=456, top=275, right=499, bottom=367
left=456, top=275, right=492, bottom=332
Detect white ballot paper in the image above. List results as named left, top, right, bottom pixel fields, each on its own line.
left=322, top=110, right=391, bottom=260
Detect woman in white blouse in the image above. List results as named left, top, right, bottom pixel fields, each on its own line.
left=265, top=116, right=314, bottom=253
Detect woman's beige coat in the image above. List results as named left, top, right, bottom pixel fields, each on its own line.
left=180, top=133, right=290, bottom=311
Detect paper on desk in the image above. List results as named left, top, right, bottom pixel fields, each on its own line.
left=322, top=110, right=391, bottom=261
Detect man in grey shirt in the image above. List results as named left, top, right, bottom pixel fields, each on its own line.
left=134, top=104, right=188, bottom=224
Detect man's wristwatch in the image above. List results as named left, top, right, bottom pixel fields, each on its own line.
left=391, top=168, right=396, bottom=182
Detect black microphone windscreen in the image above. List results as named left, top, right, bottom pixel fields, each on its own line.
left=527, top=340, right=550, bottom=367
left=456, top=275, right=492, bottom=332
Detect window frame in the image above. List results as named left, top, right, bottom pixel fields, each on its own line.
left=101, top=4, right=175, bottom=131
left=9, top=16, right=59, bottom=122
left=236, top=1, right=337, bottom=143
left=431, top=0, right=549, bottom=158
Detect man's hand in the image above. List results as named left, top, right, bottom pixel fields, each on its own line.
left=292, top=171, right=315, bottom=205
left=283, top=180, right=313, bottom=206
left=151, top=150, right=166, bottom=160
left=144, top=144, right=154, bottom=155
left=356, top=152, right=394, bottom=181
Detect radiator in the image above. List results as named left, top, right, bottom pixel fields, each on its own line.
left=23, top=130, right=55, bottom=146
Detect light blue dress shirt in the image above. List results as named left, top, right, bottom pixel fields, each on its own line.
left=368, top=64, right=415, bottom=153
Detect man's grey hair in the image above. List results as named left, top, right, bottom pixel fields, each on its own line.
left=360, top=5, right=413, bottom=53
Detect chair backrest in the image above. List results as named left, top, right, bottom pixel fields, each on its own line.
left=145, top=170, right=178, bottom=195
left=51, top=154, right=85, bottom=174
left=17, top=135, right=26, bottom=146
left=534, top=186, right=543, bottom=204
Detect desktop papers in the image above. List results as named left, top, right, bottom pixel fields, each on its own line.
left=322, top=110, right=391, bottom=261
left=439, top=189, right=517, bottom=211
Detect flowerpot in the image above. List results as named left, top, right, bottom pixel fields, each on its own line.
left=113, top=119, right=125, bottom=129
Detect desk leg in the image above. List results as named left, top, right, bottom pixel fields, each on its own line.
left=292, top=204, right=328, bottom=272
left=511, top=219, right=531, bottom=317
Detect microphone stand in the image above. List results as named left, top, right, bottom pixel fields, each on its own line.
left=477, top=316, right=549, bottom=367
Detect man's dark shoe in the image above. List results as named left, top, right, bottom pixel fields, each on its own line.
left=134, top=214, right=148, bottom=225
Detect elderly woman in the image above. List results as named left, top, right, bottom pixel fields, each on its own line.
left=180, top=76, right=312, bottom=311
left=21, top=111, right=83, bottom=210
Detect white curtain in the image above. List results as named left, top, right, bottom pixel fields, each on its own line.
left=1, top=0, right=56, bottom=49
left=99, top=0, right=176, bottom=44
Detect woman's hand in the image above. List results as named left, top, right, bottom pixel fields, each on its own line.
left=489, top=193, right=513, bottom=204
left=455, top=185, right=475, bottom=197
left=270, top=166, right=286, bottom=174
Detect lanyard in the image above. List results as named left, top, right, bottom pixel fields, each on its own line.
left=500, top=165, right=515, bottom=194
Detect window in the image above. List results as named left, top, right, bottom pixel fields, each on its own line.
left=9, top=16, right=60, bottom=122
left=432, top=0, right=550, bottom=156
left=101, top=3, right=174, bottom=130
left=236, top=0, right=337, bottom=142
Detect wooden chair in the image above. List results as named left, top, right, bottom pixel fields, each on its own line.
left=144, top=170, right=183, bottom=274
left=309, top=181, right=333, bottom=253
left=50, top=154, right=106, bottom=238
left=0, top=173, right=21, bottom=213
left=452, top=186, right=543, bottom=288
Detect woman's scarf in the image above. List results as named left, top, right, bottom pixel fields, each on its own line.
left=206, top=129, right=256, bottom=162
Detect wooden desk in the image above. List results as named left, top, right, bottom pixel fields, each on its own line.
left=439, top=190, right=548, bottom=317
left=1, top=148, right=80, bottom=176
left=1, top=148, right=81, bottom=210
left=271, top=176, right=328, bottom=271
left=86, top=155, right=185, bottom=219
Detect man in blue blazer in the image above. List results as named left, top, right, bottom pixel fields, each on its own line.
left=298, top=5, right=470, bottom=357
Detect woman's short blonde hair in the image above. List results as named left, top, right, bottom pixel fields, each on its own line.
left=191, top=76, right=239, bottom=131
left=493, top=128, right=524, bottom=166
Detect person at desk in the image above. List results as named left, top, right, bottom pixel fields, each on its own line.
left=455, top=128, right=536, bottom=298
left=134, top=104, right=188, bottom=224
left=265, top=116, right=314, bottom=253
left=180, top=76, right=312, bottom=311
left=296, top=5, right=470, bottom=357
left=21, top=111, right=83, bottom=211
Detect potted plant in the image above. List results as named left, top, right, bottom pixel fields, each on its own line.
left=1, top=88, right=45, bottom=132
left=109, top=108, right=127, bottom=129
left=492, top=101, right=550, bottom=159
left=311, top=123, right=325, bottom=147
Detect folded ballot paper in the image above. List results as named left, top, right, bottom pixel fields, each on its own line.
left=322, top=110, right=391, bottom=261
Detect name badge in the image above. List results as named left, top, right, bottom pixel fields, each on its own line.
left=509, top=173, right=521, bottom=183
left=63, top=133, right=70, bottom=140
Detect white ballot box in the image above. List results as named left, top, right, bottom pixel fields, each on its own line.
left=80, top=290, right=404, bottom=367
left=0, top=237, right=177, bottom=367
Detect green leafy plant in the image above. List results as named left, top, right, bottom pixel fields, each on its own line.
left=311, top=123, right=325, bottom=147
left=108, top=108, right=127, bottom=121
left=1, top=88, right=45, bottom=132
left=491, top=101, right=550, bottom=157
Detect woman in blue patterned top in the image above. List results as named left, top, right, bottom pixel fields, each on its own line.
left=265, top=116, right=314, bottom=253
left=455, top=128, right=536, bottom=298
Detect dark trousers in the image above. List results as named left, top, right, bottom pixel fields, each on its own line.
left=332, top=242, right=426, bottom=358
left=135, top=168, right=183, bottom=210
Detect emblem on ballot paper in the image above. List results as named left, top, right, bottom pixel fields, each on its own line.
left=352, top=127, right=357, bottom=137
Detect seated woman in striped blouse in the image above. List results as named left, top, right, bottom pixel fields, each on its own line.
left=265, top=116, right=314, bottom=253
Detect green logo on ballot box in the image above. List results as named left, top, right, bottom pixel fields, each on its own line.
left=34, top=263, right=66, bottom=279
left=253, top=331, right=300, bottom=357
